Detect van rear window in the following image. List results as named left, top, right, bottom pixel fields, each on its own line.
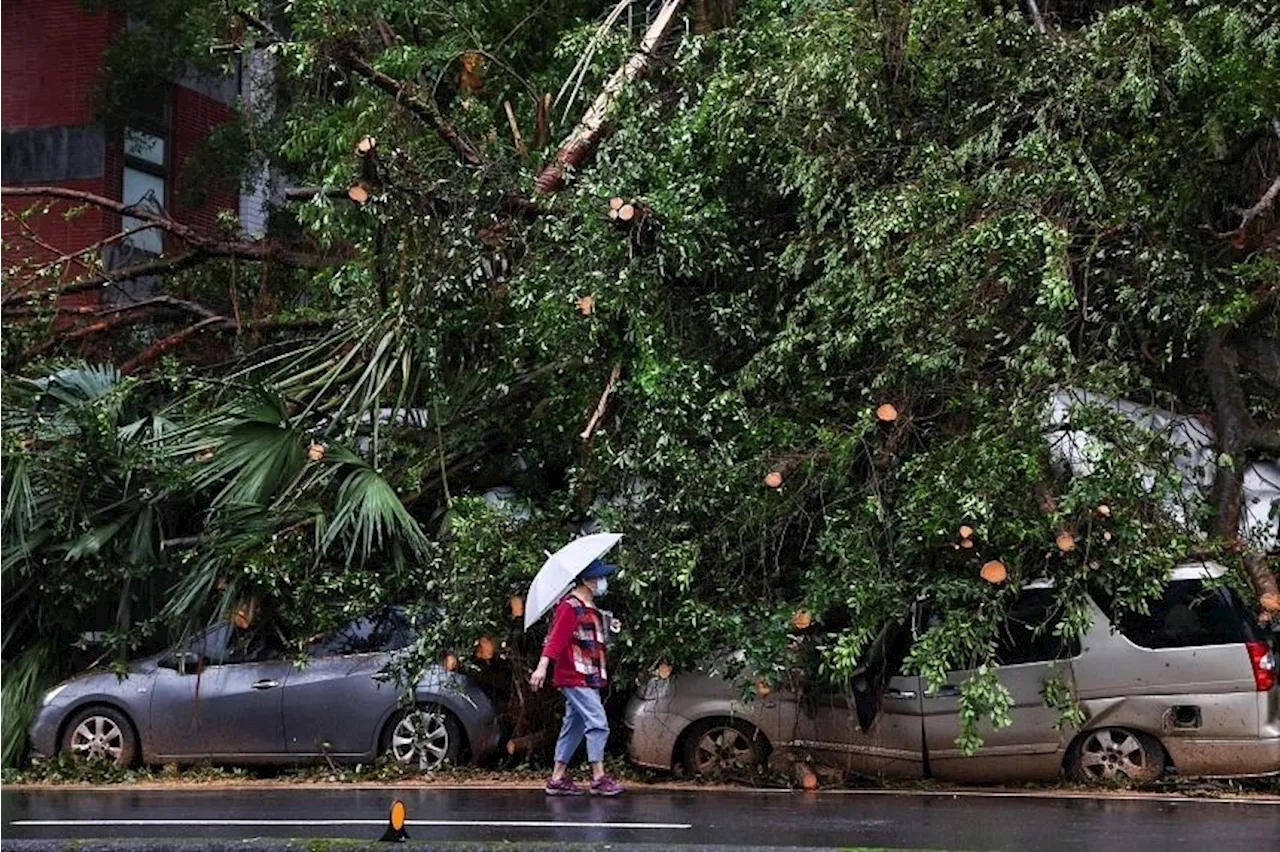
left=1096, top=580, right=1259, bottom=649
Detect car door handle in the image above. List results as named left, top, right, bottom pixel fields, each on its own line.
left=252, top=679, right=281, bottom=690
left=932, top=684, right=962, bottom=698
left=886, top=688, right=917, bottom=700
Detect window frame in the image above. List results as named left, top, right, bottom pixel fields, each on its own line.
left=120, top=95, right=170, bottom=255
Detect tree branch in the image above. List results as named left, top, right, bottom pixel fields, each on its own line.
left=282, top=186, right=354, bottom=201
left=121, top=317, right=227, bottom=375
left=1217, top=120, right=1280, bottom=239
left=332, top=47, right=483, bottom=166
left=580, top=363, right=622, bottom=442
left=534, top=0, right=685, bottom=194
left=1, top=186, right=343, bottom=272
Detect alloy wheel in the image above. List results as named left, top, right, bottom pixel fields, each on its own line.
left=390, top=708, right=451, bottom=770
left=693, top=726, right=756, bottom=775
left=1077, top=728, right=1152, bottom=781
left=69, top=715, right=125, bottom=763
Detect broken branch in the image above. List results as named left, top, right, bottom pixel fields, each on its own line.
left=580, top=363, right=622, bottom=442
left=504, top=101, right=527, bottom=157
left=534, top=0, right=685, bottom=194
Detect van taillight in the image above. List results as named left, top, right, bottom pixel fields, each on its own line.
left=1246, top=641, right=1276, bottom=691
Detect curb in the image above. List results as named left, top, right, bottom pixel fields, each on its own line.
left=3, top=782, right=1277, bottom=805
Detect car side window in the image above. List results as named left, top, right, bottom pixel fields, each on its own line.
left=1094, top=580, right=1257, bottom=649
left=184, top=623, right=232, bottom=665
left=224, top=625, right=286, bottom=664
left=308, top=608, right=414, bottom=657
left=994, top=589, right=1081, bottom=665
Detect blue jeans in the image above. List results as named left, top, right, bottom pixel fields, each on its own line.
left=555, top=686, right=609, bottom=764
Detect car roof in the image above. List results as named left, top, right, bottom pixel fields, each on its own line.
left=1168, top=560, right=1228, bottom=581
left=1022, top=560, right=1227, bottom=591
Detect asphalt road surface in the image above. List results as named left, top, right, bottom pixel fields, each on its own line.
left=3, top=787, right=1278, bottom=850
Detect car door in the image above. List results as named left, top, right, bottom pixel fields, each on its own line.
left=148, top=623, right=291, bottom=760
left=281, top=609, right=410, bottom=757
left=920, top=588, right=1079, bottom=782
left=802, top=622, right=927, bottom=779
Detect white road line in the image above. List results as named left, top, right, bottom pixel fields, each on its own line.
left=13, top=819, right=692, bottom=830
left=823, top=789, right=1280, bottom=805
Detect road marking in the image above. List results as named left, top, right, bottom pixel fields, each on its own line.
left=822, top=789, right=1280, bottom=805
left=13, top=819, right=692, bottom=830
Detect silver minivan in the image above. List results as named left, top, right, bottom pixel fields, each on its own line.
left=625, top=561, right=1280, bottom=783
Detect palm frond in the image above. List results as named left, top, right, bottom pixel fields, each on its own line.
left=322, top=464, right=432, bottom=566
left=1, top=643, right=56, bottom=766
left=184, top=390, right=307, bottom=507
left=33, top=363, right=122, bottom=405
left=65, top=519, right=126, bottom=561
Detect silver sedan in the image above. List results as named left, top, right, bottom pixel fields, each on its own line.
left=29, top=608, right=501, bottom=769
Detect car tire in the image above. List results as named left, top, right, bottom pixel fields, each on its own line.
left=60, top=705, right=139, bottom=767
left=383, top=704, right=464, bottom=771
left=1067, top=727, right=1166, bottom=784
left=681, top=717, right=768, bottom=778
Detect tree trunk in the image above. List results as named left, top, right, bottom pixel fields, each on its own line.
left=692, top=0, right=736, bottom=34
left=1203, top=331, right=1249, bottom=540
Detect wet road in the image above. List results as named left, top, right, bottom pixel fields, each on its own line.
left=2, top=787, right=1278, bottom=850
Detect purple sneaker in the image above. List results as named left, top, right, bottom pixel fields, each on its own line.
left=589, top=774, right=624, bottom=796
left=544, top=776, right=584, bottom=796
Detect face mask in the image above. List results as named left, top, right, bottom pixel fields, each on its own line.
left=592, top=577, right=609, bottom=597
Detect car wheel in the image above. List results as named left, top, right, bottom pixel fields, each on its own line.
left=681, top=718, right=768, bottom=777
left=61, top=705, right=138, bottom=767
left=1068, top=727, right=1166, bottom=784
left=384, top=704, right=463, bottom=771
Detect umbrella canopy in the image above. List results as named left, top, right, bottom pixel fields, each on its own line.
left=523, top=532, right=622, bottom=630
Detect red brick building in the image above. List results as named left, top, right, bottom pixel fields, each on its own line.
left=1, top=0, right=248, bottom=305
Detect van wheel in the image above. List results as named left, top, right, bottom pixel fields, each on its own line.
left=681, top=718, right=768, bottom=777
left=1068, top=728, right=1166, bottom=784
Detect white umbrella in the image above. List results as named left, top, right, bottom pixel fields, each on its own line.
left=523, top=532, right=622, bottom=630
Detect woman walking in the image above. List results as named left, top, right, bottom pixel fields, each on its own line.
left=529, top=558, right=624, bottom=796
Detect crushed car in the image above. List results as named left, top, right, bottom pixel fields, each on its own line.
left=626, top=561, right=1280, bottom=783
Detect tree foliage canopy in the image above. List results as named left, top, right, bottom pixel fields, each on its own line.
left=3, top=0, right=1278, bottom=766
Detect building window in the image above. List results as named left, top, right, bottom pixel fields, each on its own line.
left=122, top=125, right=167, bottom=255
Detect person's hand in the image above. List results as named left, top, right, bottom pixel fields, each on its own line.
left=530, top=663, right=548, bottom=691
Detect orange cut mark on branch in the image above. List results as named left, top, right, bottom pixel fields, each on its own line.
left=981, top=560, right=1008, bottom=584
left=1056, top=532, right=1076, bottom=553
left=347, top=183, right=370, bottom=205
left=875, top=403, right=899, bottom=422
